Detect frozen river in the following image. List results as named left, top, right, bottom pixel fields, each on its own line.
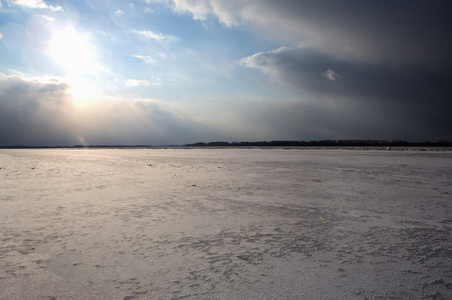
left=1, top=148, right=451, bottom=299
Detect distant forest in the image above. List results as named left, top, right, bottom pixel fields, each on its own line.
left=1, top=139, right=452, bottom=149
left=185, top=140, right=452, bottom=147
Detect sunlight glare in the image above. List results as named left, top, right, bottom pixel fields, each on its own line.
left=68, top=76, right=102, bottom=107
left=49, top=27, right=103, bottom=106
left=49, top=27, right=99, bottom=74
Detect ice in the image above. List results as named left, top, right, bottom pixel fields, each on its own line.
left=1, top=148, right=451, bottom=299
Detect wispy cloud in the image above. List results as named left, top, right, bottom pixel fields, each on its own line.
left=132, top=29, right=178, bottom=43
left=126, top=79, right=151, bottom=87
left=12, top=0, right=62, bottom=11
left=41, top=14, right=55, bottom=21
left=133, top=55, right=157, bottom=65
left=143, top=0, right=167, bottom=3
left=126, top=78, right=161, bottom=87
left=114, top=9, right=124, bottom=16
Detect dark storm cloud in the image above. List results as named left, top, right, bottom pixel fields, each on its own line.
left=172, top=0, right=452, bottom=141
left=176, top=0, right=452, bottom=64
left=241, top=45, right=452, bottom=141
left=239, top=98, right=447, bottom=142
left=231, top=1, right=452, bottom=141
left=258, top=0, right=452, bottom=65
left=242, top=45, right=451, bottom=105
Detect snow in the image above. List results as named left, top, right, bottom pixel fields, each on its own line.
left=1, top=148, right=451, bottom=299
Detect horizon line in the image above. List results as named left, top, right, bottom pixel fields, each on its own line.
left=1, top=139, right=451, bottom=149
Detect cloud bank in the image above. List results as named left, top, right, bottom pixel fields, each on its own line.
left=0, top=73, right=75, bottom=145
left=0, top=73, right=217, bottom=146
left=1, top=70, right=449, bottom=146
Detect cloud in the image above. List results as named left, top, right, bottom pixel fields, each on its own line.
left=171, top=0, right=255, bottom=26
left=0, top=74, right=293, bottom=146
left=133, top=55, right=157, bottom=65
left=0, top=71, right=449, bottom=146
left=142, top=0, right=167, bottom=13
left=144, top=0, right=166, bottom=3
left=132, top=29, right=178, bottom=43
left=126, top=78, right=161, bottom=87
left=240, top=44, right=452, bottom=141
left=172, top=0, right=211, bottom=21
left=234, top=98, right=429, bottom=142
left=0, top=73, right=75, bottom=146
left=114, top=9, right=124, bottom=16
left=321, top=69, right=341, bottom=81
left=0, top=73, right=207, bottom=146
left=240, top=45, right=338, bottom=91
left=165, top=0, right=452, bottom=138
left=0, top=73, right=226, bottom=146
left=2, top=1, right=451, bottom=144
left=170, top=0, right=452, bottom=67
left=74, top=98, right=220, bottom=146
left=241, top=44, right=452, bottom=106
left=126, top=79, right=150, bottom=87
left=11, top=0, right=62, bottom=11
left=41, top=14, right=55, bottom=21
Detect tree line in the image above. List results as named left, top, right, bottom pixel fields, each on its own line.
left=185, top=140, right=452, bottom=147
left=1, top=139, right=451, bottom=148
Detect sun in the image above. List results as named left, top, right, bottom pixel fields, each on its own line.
left=49, top=26, right=99, bottom=74
left=48, top=26, right=102, bottom=106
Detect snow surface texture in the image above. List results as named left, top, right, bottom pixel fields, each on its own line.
left=0, top=149, right=451, bottom=300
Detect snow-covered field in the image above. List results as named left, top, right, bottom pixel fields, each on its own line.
left=1, top=148, right=451, bottom=299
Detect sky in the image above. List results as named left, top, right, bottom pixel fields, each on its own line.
left=0, top=0, right=451, bottom=146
